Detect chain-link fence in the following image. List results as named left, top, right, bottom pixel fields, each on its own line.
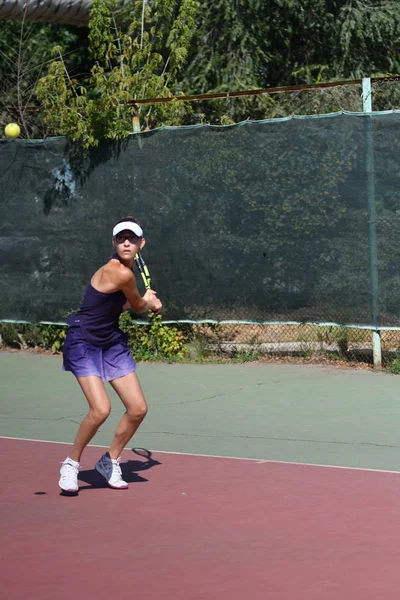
left=189, top=77, right=400, bottom=127
left=1, top=107, right=400, bottom=367
left=2, top=320, right=400, bottom=366
left=177, top=323, right=400, bottom=365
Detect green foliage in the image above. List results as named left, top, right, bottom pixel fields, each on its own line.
left=0, top=20, right=82, bottom=137
left=338, top=0, right=400, bottom=76
left=385, top=357, right=400, bottom=375
left=3, top=1, right=400, bottom=133
left=230, top=350, right=261, bottom=363
left=119, top=312, right=185, bottom=360
left=0, top=317, right=185, bottom=360
left=182, top=0, right=400, bottom=124
left=36, top=0, right=199, bottom=145
left=37, top=324, right=68, bottom=353
left=0, top=323, right=25, bottom=348
left=0, top=322, right=67, bottom=353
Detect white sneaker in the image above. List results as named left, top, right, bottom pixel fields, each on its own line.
left=95, top=453, right=128, bottom=489
left=59, top=457, right=80, bottom=492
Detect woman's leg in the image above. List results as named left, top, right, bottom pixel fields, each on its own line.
left=108, top=372, right=148, bottom=459
left=68, top=375, right=111, bottom=462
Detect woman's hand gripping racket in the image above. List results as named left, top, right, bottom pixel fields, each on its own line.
left=134, top=252, right=161, bottom=314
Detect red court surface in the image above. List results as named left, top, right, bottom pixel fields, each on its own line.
left=2, top=437, right=400, bottom=600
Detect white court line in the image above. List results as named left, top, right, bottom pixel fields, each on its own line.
left=1, top=434, right=400, bottom=475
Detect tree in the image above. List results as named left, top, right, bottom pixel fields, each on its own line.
left=36, top=0, right=199, bottom=146
left=0, top=17, right=84, bottom=137
left=180, top=0, right=400, bottom=123
left=2, top=1, right=400, bottom=134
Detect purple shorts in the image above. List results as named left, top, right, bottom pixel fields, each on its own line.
left=62, top=328, right=137, bottom=382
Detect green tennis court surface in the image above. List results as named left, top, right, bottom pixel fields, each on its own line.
left=1, top=350, right=400, bottom=470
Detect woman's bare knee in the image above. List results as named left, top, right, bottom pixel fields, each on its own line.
left=127, top=402, right=148, bottom=422
left=110, top=372, right=148, bottom=422
left=89, top=404, right=111, bottom=426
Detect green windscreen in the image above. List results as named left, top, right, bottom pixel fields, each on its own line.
left=1, top=111, right=400, bottom=326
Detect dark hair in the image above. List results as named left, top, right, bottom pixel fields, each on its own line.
left=115, top=215, right=141, bottom=226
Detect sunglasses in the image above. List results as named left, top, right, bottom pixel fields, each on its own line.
left=115, top=233, right=141, bottom=244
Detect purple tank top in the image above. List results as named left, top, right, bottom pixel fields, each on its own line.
left=66, top=256, right=127, bottom=346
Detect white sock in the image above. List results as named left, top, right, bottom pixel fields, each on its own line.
left=65, top=457, right=80, bottom=466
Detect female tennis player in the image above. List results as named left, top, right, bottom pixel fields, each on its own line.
left=59, top=217, right=162, bottom=493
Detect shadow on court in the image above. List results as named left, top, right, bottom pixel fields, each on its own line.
left=77, top=448, right=162, bottom=491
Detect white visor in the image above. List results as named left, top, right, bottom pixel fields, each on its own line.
left=113, top=221, right=143, bottom=238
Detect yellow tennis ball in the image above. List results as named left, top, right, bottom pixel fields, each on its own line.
left=5, top=123, right=21, bottom=139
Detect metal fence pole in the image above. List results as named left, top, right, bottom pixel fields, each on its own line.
left=362, top=77, right=381, bottom=368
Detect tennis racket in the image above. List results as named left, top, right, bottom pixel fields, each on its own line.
left=134, top=251, right=151, bottom=291
left=134, top=252, right=161, bottom=316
